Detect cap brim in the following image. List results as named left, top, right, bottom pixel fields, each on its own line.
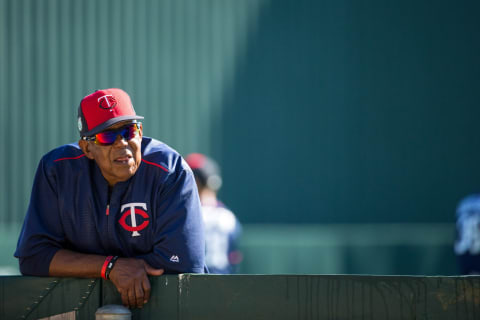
left=83, top=115, right=144, bottom=136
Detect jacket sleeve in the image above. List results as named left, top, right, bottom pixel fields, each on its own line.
left=14, top=157, right=65, bottom=276
left=137, top=159, right=205, bottom=273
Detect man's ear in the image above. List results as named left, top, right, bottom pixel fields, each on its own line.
left=78, top=139, right=95, bottom=160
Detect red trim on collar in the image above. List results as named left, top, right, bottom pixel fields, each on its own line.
left=54, top=154, right=86, bottom=162
left=141, top=159, right=169, bottom=172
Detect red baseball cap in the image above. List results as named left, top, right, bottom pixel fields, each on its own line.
left=77, top=88, right=144, bottom=137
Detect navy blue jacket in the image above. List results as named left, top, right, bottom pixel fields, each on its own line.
left=15, top=137, right=205, bottom=276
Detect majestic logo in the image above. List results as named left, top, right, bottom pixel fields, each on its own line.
left=118, top=202, right=149, bottom=237
left=170, top=255, right=180, bottom=263
left=98, top=94, right=117, bottom=109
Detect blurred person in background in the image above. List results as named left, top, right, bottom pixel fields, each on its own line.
left=454, top=194, right=480, bottom=274
left=186, top=153, right=242, bottom=274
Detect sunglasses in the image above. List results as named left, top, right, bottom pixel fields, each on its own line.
left=82, top=122, right=142, bottom=146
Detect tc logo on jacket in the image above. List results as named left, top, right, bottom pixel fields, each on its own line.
left=118, top=202, right=150, bottom=237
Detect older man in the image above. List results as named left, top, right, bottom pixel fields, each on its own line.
left=15, top=88, right=205, bottom=309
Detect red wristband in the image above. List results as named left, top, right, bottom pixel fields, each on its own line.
left=101, top=256, right=113, bottom=280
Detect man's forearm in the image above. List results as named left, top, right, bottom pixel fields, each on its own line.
left=49, top=249, right=106, bottom=278
left=48, top=249, right=165, bottom=309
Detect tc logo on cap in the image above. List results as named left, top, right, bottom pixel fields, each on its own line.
left=98, top=95, right=117, bottom=109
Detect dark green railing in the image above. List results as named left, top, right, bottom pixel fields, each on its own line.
left=2, top=274, right=479, bottom=320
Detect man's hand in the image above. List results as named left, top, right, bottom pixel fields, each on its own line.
left=108, top=258, right=164, bottom=309
left=49, top=250, right=164, bottom=309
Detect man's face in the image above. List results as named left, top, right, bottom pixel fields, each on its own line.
left=79, top=121, right=143, bottom=186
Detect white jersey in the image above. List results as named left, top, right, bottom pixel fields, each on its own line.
left=202, top=204, right=242, bottom=273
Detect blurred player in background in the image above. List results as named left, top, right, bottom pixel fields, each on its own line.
left=454, top=193, right=480, bottom=274
left=186, top=153, right=243, bottom=274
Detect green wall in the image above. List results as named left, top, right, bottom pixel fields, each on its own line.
left=2, top=0, right=478, bottom=226
left=0, top=0, right=477, bottom=275
left=220, top=0, right=480, bottom=223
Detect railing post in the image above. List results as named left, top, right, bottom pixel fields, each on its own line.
left=95, top=304, right=131, bottom=320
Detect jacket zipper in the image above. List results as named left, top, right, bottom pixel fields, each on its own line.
left=106, top=188, right=112, bottom=246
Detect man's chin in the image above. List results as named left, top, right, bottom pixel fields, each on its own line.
left=113, top=166, right=137, bottom=180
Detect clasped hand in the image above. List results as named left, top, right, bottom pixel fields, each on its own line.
left=109, top=258, right=164, bottom=309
